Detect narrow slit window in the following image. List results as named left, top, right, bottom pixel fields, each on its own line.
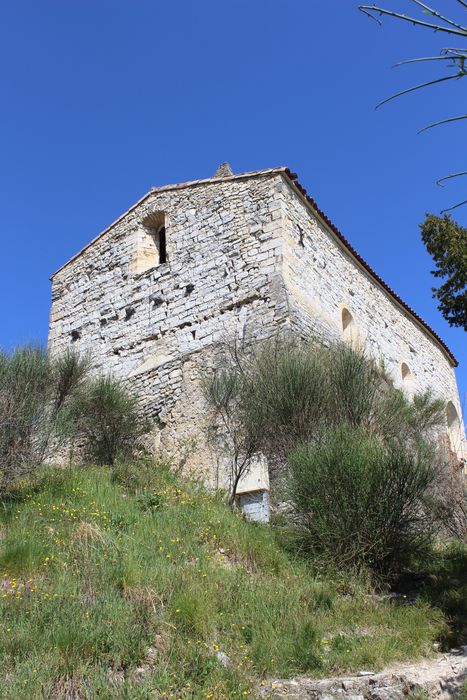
left=342, top=308, right=354, bottom=334
left=158, top=226, right=167, bottom=264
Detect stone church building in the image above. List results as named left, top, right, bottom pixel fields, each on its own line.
left=48, top=164, right=466, bottom=514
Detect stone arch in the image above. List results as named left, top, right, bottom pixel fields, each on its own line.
left=131, top=211, right=167, bottom=273
left=446, top=401, right=463, bottom=457
left=341, top=306, right=359, bottom=344
left=401, top=362, right=413, bottom=382
left=400, top=361, right=414, bottom=398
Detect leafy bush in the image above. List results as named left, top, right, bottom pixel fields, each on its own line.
left=0, top=346, right=89, bottom=491
left=289, top=425, right=436, bottom=574
left=71, top=376, right=150, bottom=465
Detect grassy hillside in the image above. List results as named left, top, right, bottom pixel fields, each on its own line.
left=0, top=463, right=455, bottom=699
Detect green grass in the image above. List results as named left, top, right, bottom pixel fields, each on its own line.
left=0, top=464, right=451, bottom=699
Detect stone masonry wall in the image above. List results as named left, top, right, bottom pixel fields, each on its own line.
left=279, top=176, right=466, bottom=459
left=49, top=169, right=466, bottom=485
left=49, top=173, right=289, bottom=486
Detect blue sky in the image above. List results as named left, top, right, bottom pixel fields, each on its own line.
left=0, top=0, right=465, bottom=407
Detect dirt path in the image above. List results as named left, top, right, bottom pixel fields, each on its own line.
left=258, top=650, right=467, bottom=699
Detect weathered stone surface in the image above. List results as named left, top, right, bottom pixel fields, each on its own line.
left=48, top=169, right=467, bottom=490
left=214, top=162, right=234, bottom=178
left=258, top=651, right=467, bottom=699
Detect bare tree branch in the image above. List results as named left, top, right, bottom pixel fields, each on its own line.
left=409, top=0, right=467, bottom=33
left=441, top=47, right=467, bottom=55
left=393, top=54, right=466, bottom=67
left=376, top=73, right=464, bottom=109
left=418, top=114, right=467, bottom=133
left=358, top=5, right=467, bottom=37
left=441, top=198, right=467, bottom=213
left=360, top=6, right=383, bottom=23
left=436, top=170, right=467, bottom=186
left=360, top=2, right=467, bottom=211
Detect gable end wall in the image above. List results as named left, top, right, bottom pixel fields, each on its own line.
left=48, top=174, right=288, bottom=483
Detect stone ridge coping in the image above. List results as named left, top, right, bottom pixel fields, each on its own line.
left=49, top=167, right=457, bottom=367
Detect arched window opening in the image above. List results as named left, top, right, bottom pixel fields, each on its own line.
left=401, top=362, right=413, bottom=382
left=341, top=307, right=358, bottom=344
left=446, top=402, right=458, bottom=429
left=132, top=211, right=167, bottom=273
left=446, top=401, right=464, bottom=457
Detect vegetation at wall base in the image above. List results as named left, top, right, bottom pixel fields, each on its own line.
left=0, top=345, right=150, bottom=491
left=0, top=346, right=91, bottom=491
left=289, top=425, right=435, bottom=574
left=206, top=337, right=464, bottom=573
left=0, top=463, right=464, bottom=699
left=69, top=375, right=151, bottom=466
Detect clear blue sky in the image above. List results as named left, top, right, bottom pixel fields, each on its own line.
left=0, top=1, right=465, bottom=407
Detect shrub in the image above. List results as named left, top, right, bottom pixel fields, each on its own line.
left=0, top=346, right=89, bottom=491
left=205, top=338, right=383, bottom=499
left=289, top=425, right=436, bottom=574
left=205, top=336, right=456, bottom=551
left=209, top=338, right=400, bottom=461
left=71, top=376, right=150, bottom=465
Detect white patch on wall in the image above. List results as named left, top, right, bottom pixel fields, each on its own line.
left=236, top=454, right=270, bottom=523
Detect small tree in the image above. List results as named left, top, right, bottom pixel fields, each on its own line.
left=204, top=366, right=260, bottom=504
left=71, top=375, right=150, bottom=465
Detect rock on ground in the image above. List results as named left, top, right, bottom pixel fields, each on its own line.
left=258, top=651, right=466, bottom=699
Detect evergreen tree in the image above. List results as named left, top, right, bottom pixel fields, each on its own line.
left=420, top=213, right=467, bottom=330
